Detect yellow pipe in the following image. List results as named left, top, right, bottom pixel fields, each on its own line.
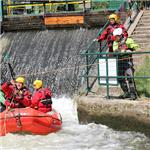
left=6, top=1, right=91, bottom=9
left=8, top=0, right=11, bottom=15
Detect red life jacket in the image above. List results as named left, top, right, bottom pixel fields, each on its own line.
left=98, top=23, right=128, bottom=47
left=31, top=88, right=52, bottom=113
left=1, top=82, right=14, bottom=100
left=14, top=87, right=31, bottom=108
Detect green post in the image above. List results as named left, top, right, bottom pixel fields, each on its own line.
left=105, top=54, right=110, bottom=99
left=86, top=52, right=90, bottom=94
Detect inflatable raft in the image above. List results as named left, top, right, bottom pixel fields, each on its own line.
left=0, top=107, right=62, bottom=136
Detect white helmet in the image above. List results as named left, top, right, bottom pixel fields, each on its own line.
left=113, top=28, right=123, bottom=36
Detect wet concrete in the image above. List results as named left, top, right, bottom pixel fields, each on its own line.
left=76, top=95, right=150, bottom=137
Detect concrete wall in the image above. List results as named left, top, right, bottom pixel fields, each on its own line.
left=2, top=10, right=114, bottom=31
left=76, top=95, right=150, bottom=137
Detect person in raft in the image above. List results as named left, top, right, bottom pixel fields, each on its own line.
left=30, top=80, right=52, bottom=113
left=96, top=13, right=128, bottom=53
left=113, top=28, right=139, bottom=100
left=2, top=76, right=31, bottom=108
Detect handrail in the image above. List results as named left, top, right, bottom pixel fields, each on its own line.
left=81, top=51, right=150, bottom=56
left=80, top=51, right=150, bottom=97
left=3, top=0, right=90, bottom=7
left=2, top=0, right=126, bottom=17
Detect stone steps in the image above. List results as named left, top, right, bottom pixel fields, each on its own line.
left=133, top=38, right=149, bottom=43
left=133, top=30, right=150, bottom=34
left=131, top=34, right=150, bottom=38
left=134, top=26, right=150, bottom=31
left=131, top=10, right=150, bottom=48
left=138, top=43, right=150, bottom=49
left=137, top=22, right=150, bottom=26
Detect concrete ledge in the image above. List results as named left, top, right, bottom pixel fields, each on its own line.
left=75, top=95, right=150, bottom=137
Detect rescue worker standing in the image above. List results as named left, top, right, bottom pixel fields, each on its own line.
left=97, top=14, right=128, bottom=52
left=31, top=80, right=52, bottom=113
left=113, top=28, right=139, bottom=100
left=3, top=76, right=31, bottom=108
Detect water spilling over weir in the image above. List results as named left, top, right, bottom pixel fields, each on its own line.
left=1, top=28, right=99, bottom=96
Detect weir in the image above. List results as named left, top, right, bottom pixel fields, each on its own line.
left=1, top=28, right=99, bottom=96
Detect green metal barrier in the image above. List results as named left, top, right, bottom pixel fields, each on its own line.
left=80, top=1, right=140, bottom=95
left=91, top=0, right=125, bottom=11
left=80, top=51, right=150, bottom=98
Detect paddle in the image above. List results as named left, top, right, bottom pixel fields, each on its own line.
left=7, top=62, right=15, bottom=80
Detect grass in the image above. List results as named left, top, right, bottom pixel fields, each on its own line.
left=135, top=56, right=150, bottom=97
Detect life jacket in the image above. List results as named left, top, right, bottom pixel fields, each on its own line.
left=13, top=86, right=31, bottom=108
left=1, top=82, right=14, bottom=100
left=32, top=88, right=52, bottom=106
left=113, top=37, right=139, bottom=52
left=40, top=88, right=52, bottom=106
left=98, top=23, right=128, bottom=46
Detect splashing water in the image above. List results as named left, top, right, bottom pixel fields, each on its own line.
left=0, top=96, right=150, bottom=150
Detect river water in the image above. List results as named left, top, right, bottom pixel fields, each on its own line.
left=0, top=97, right=150, bottom=150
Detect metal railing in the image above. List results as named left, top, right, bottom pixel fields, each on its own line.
left=2, top=0, right=125, bottom=17
left=80, top=1, right=141, bottom=95
left=80, top=51, right=150, bottom=98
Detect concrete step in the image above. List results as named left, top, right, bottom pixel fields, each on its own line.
left=140, top=16, right=150, bottom=20
left=133, top=38, right=150, bottom=44
left=132, top=30, right=150, bottom=34
left=135, top=43, right=150, bottom=49
left=143, top=10, right=150, bottom=14
left=137, top=23, right=150, bottom=26
left=139, top=18, right=150, bottom=23
left=131, top=34, right=150, bottom=38
left=139, top=19, right=150, bottom=23
left=138, top=44, right=149, bottom=49
left=143, top=12, right=150, bottom=16
left=135, top=26, right=150, bottom=30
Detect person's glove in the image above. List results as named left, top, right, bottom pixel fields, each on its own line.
left=121, top=49, right=126, bottom=53
left=93, top=39, right=98, bottom=42
left=4, top=100, right=15, bottom=108
left=5, top=100, right=11, bottom=107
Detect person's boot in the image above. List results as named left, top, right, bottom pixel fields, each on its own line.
left=119, top=82, right=130, bottom=99
left=129, top=87, right=137, bottom=100
left=129, top=93, right=137, bottom=100
left=118, top=92, right=130, bottom=99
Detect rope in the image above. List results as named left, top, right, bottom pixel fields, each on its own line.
left=1, top=108, right=13, bottom=136
left=17, top=55, right=142, bottom=78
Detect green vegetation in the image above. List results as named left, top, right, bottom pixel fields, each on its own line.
left=92, top=1, right=109, bottom=10
left=135, top=56, right=150, bottom=97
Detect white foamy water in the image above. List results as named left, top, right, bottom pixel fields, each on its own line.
left=0, top=97, right=150, bottom=150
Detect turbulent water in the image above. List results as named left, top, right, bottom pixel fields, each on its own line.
left=0, top=97, right=150, bottom=150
